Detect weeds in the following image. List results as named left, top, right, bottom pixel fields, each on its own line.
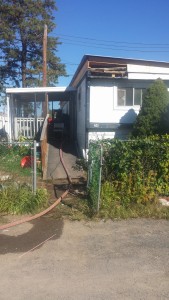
left=0, top=183, right=48, bottom=214
left=49, top=196, right=90, bottom=221
left=86, top=137, right=169, bottom=220
left=0, top=143, right=33, bottom=177
left=99, top=202, right=169, bottom=220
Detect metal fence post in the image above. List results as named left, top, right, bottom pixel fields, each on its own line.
left=88, top=142, right=103, bottom=213
left=97, top=144, right=103, bottom=212
left=33, top=140, right=37, bottom=195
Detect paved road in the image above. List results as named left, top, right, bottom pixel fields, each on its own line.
left=0, top=218, right=169, bottom=299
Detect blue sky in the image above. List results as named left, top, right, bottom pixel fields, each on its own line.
left=53, top=0, right=169, bottom=86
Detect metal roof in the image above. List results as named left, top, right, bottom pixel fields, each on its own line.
left=6, top=86, right=76, bottom=102
left=6, top=86, right=75, bottom=94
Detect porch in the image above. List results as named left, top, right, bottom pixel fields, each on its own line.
left=5, top=86, right=79, bottom=180
left=6, top=87, right=76, bottom=141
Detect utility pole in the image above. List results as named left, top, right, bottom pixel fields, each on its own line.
left=43, top=24, right=47, bottom=87
left=43, top=24, right=48, bottom=117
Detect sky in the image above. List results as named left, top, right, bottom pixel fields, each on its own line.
left=53, top=0, right=169, bottom=86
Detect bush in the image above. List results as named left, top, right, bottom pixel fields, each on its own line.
left=102, top=136, right=169, bottom=196
left=132, top=79, right=169, bottom=137
left=101, top=171, right=157, bottom=210
left=88, top=137, right=169, bottom=217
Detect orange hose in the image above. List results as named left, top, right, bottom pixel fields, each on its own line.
left=59, top=146, right=72, bottom=185
left=0, top=190, right=69, bottom=231
left=0, top=141, right=71, bottom=231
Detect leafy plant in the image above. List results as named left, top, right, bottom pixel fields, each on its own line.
left=0, top=183, right=48, bottom=214
left=88, top=136, right=169, bottom=216
left=132, top=79, right=169, bottom=137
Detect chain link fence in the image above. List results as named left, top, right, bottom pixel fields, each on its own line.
left=0, top=140, right=40, bottom=194
left=87, top=137, right=169, bottom=212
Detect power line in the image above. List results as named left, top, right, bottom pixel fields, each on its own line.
left=58, top=33, right=169, bottom=47
left=59, top=40, right=169, bottom=53
left=60, top=37, right=169, bottom=50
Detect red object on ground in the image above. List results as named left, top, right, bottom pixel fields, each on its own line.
left=0, top=142, right=72, bottom=231
left=48, top=117, right=53, bottom=123
left=20, top=156, right=32, bottom=168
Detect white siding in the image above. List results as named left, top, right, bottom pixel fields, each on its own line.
left=90, top=86, right=114, bottom=122
left=128, top=64, right=169, bottom=80
left=88, top=128, right=132, bottom=142
left=128, top=64, right=169, bottom=74
left=89, top=84, right=139, bottom=124
left=88, top=131, right=115, bottom=141
left=128, top=73, right=169, bottom=80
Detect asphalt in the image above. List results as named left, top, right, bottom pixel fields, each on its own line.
left=0, top=218, right=169, bottom=299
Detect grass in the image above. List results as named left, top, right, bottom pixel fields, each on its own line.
left=0, top=141, right=168, bottom=221
left=47, top=193, right=90, bottom=221
left=0, top=143, right=42, bottom=180
left=46, top=188, right=169, bottom=221
left=0, top=143, right=46, bottom=216
left=98, top=202, right=169, bottom=220
left=0, top=152, right=32, bottom=177
left=0, top=183, right=48, bottom=215
left=0, top=143, right=32, bottom=176
left=0, top=181, right=168, bottom=221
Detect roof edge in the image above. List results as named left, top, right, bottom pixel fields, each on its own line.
left=6, top=86, right=75, bottom=94
left=69, top=54, right=169, bottom=87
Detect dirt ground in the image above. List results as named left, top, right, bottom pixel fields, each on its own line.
left=0, top=216, right=169, bottom=300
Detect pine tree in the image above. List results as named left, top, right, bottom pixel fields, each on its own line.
left=132, top=79, right=169, bottom=137
left=0, top=0, right=66, bottom=87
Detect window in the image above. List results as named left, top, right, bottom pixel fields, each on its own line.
left=118, top=89, right=126, bottom=106
left=117, top=87, right=144, bottom=106
left=134, top=88, right=145, bottom=106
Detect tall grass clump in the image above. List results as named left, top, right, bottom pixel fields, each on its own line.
left=0, top=183, right=48, bottom=214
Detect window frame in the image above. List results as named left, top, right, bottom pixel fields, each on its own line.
left=117, top=87, right=144, bottom=107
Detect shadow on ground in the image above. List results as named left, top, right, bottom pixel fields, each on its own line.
left=0, top=217, right=64, bottom=255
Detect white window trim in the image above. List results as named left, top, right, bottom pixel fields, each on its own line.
left=114, top=86, right=143, bottom=109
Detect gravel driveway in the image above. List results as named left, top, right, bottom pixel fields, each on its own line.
left=0, top=218, right=169, bottom=299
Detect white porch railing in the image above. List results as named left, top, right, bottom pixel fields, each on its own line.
left=0, top=116, right=8, bottom=131
left=14, top=117, right=44, bottom=139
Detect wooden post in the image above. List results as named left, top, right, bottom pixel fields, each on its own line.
left=43, top=24, right=48, bottom=117
left=43, top=24, right=47, bottom=87
left=34, top=93, right=37, bottom=136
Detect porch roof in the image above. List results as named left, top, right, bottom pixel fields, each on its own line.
left=6, top=86, right=76, bottom=102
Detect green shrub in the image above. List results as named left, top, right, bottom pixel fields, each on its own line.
left=88, top=136, right=169, bottom=216
left=132, top=79, right=169, bottom=137
left=101, top=171, right=157, bottom=210
left=102, top=136, right=169, bottom=196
